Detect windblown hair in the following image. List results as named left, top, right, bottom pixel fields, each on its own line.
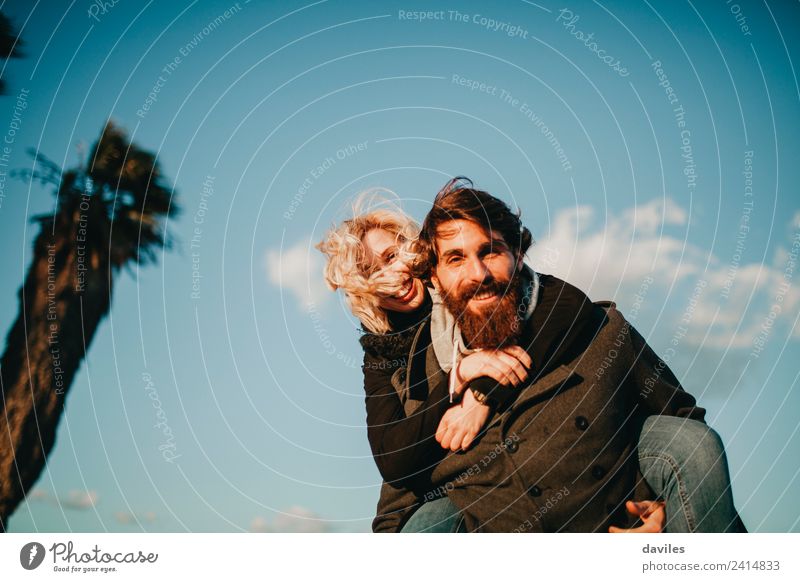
left=315, top=192, right=421, bottom=334
left=418, top=176, right=533, bottom=273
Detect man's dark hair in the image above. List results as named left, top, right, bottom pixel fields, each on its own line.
left=417, top=177, right=533, bottom=274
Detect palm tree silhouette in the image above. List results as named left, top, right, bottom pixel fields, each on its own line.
left=0, top=11, right=23, bottom=95
left=0, top=121, right=179, bottom=528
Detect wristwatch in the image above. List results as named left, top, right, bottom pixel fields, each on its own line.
left=470, top=386, right=492, bottom=406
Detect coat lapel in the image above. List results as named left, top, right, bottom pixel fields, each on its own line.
left=486, top=364, right=580, bottom=429
left=401, top=320, right=442, bottom=415
left=521, top=364, right=579, bottom=401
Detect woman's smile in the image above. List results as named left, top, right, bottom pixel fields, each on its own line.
left=396, top=280, right=417, bottom=303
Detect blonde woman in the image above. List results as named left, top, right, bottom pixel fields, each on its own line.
left=316, top=200, right=524, bottom=489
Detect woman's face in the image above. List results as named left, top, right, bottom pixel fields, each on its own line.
left=362, top=228, right=426, bottom=314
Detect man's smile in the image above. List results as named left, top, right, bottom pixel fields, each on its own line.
left=470, top=290, right=500, bottom=304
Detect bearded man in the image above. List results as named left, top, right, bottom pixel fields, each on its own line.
left=372, top=178, right=745, bottom=533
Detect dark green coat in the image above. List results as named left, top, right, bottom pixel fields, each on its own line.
left=372, top=301, right=705, bottom=532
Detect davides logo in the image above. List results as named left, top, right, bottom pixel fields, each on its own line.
left=20, top=542, right=46, bottom=570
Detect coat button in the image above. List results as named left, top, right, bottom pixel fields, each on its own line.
left=506, top=441, right=519, bottom=453
left=575, top=416, right=589, bottom=430
left=591, top=465, right=606, bottom=480
left=528, top=485, right=542, bottom=497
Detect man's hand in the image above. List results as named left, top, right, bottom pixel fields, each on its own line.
left=452, top=346, right=532, bottom=396
left=435, top=389, right=492, bottom=452
left=608, top=500, right=666, bottom=533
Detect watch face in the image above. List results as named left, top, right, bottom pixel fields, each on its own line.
left=471, top=388, right=488, bottom=404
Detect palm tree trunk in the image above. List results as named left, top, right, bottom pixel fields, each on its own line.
left=0, top=196, right=112, bottom=530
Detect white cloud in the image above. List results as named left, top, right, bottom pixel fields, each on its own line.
left=27, top=489, right=49, bottom=502
left=61, top=490, right=98, bottom=510
left=114, top=511, right=135, bottom=524
left=265, top=238, right=329, bottom=309
left=527, top=198, right=799, bottom=350
left=528, top=199, right=702, bottom=300
left=249, top=505, right=330, bottom=533
left=26, top=488, right=98, bottom=511
left=113, top=510, right=157, bottom=525
left=249, top=516, right=271, bottom=533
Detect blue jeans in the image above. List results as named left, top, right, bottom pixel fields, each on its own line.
left=401, top=416, right=744, bottom=532
left=401, top=496, right=467, bottom=533
left=638, top=415, right=744, bottom=532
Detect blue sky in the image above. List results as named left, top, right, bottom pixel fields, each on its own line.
left=0, top=0, right=798, bottom=532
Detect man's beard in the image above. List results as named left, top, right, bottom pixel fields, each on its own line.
left=441, top=270, right=524, bottom=349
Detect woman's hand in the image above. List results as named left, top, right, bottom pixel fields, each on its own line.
left=608, top=500, right=667, bottom=533
left=435, top=389, right=492, bottom=452
left=451, top=346, right=532, bottom=396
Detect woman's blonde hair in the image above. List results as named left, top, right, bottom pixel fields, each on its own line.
left=316, top=192, right=421, bottom=334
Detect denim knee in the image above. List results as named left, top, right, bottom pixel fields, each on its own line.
left=641, top=416, right=727, bottom=478
left=642, top=416, right=724, bottom=458
left=401, top=496, right=463, bottom=533
left=691, top=424, right=725, bottom=473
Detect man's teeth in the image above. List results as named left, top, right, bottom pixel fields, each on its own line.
left=474, top=291, right=496, bottom=300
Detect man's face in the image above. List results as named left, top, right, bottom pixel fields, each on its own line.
left=431, top=219, right=524, bottom=347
